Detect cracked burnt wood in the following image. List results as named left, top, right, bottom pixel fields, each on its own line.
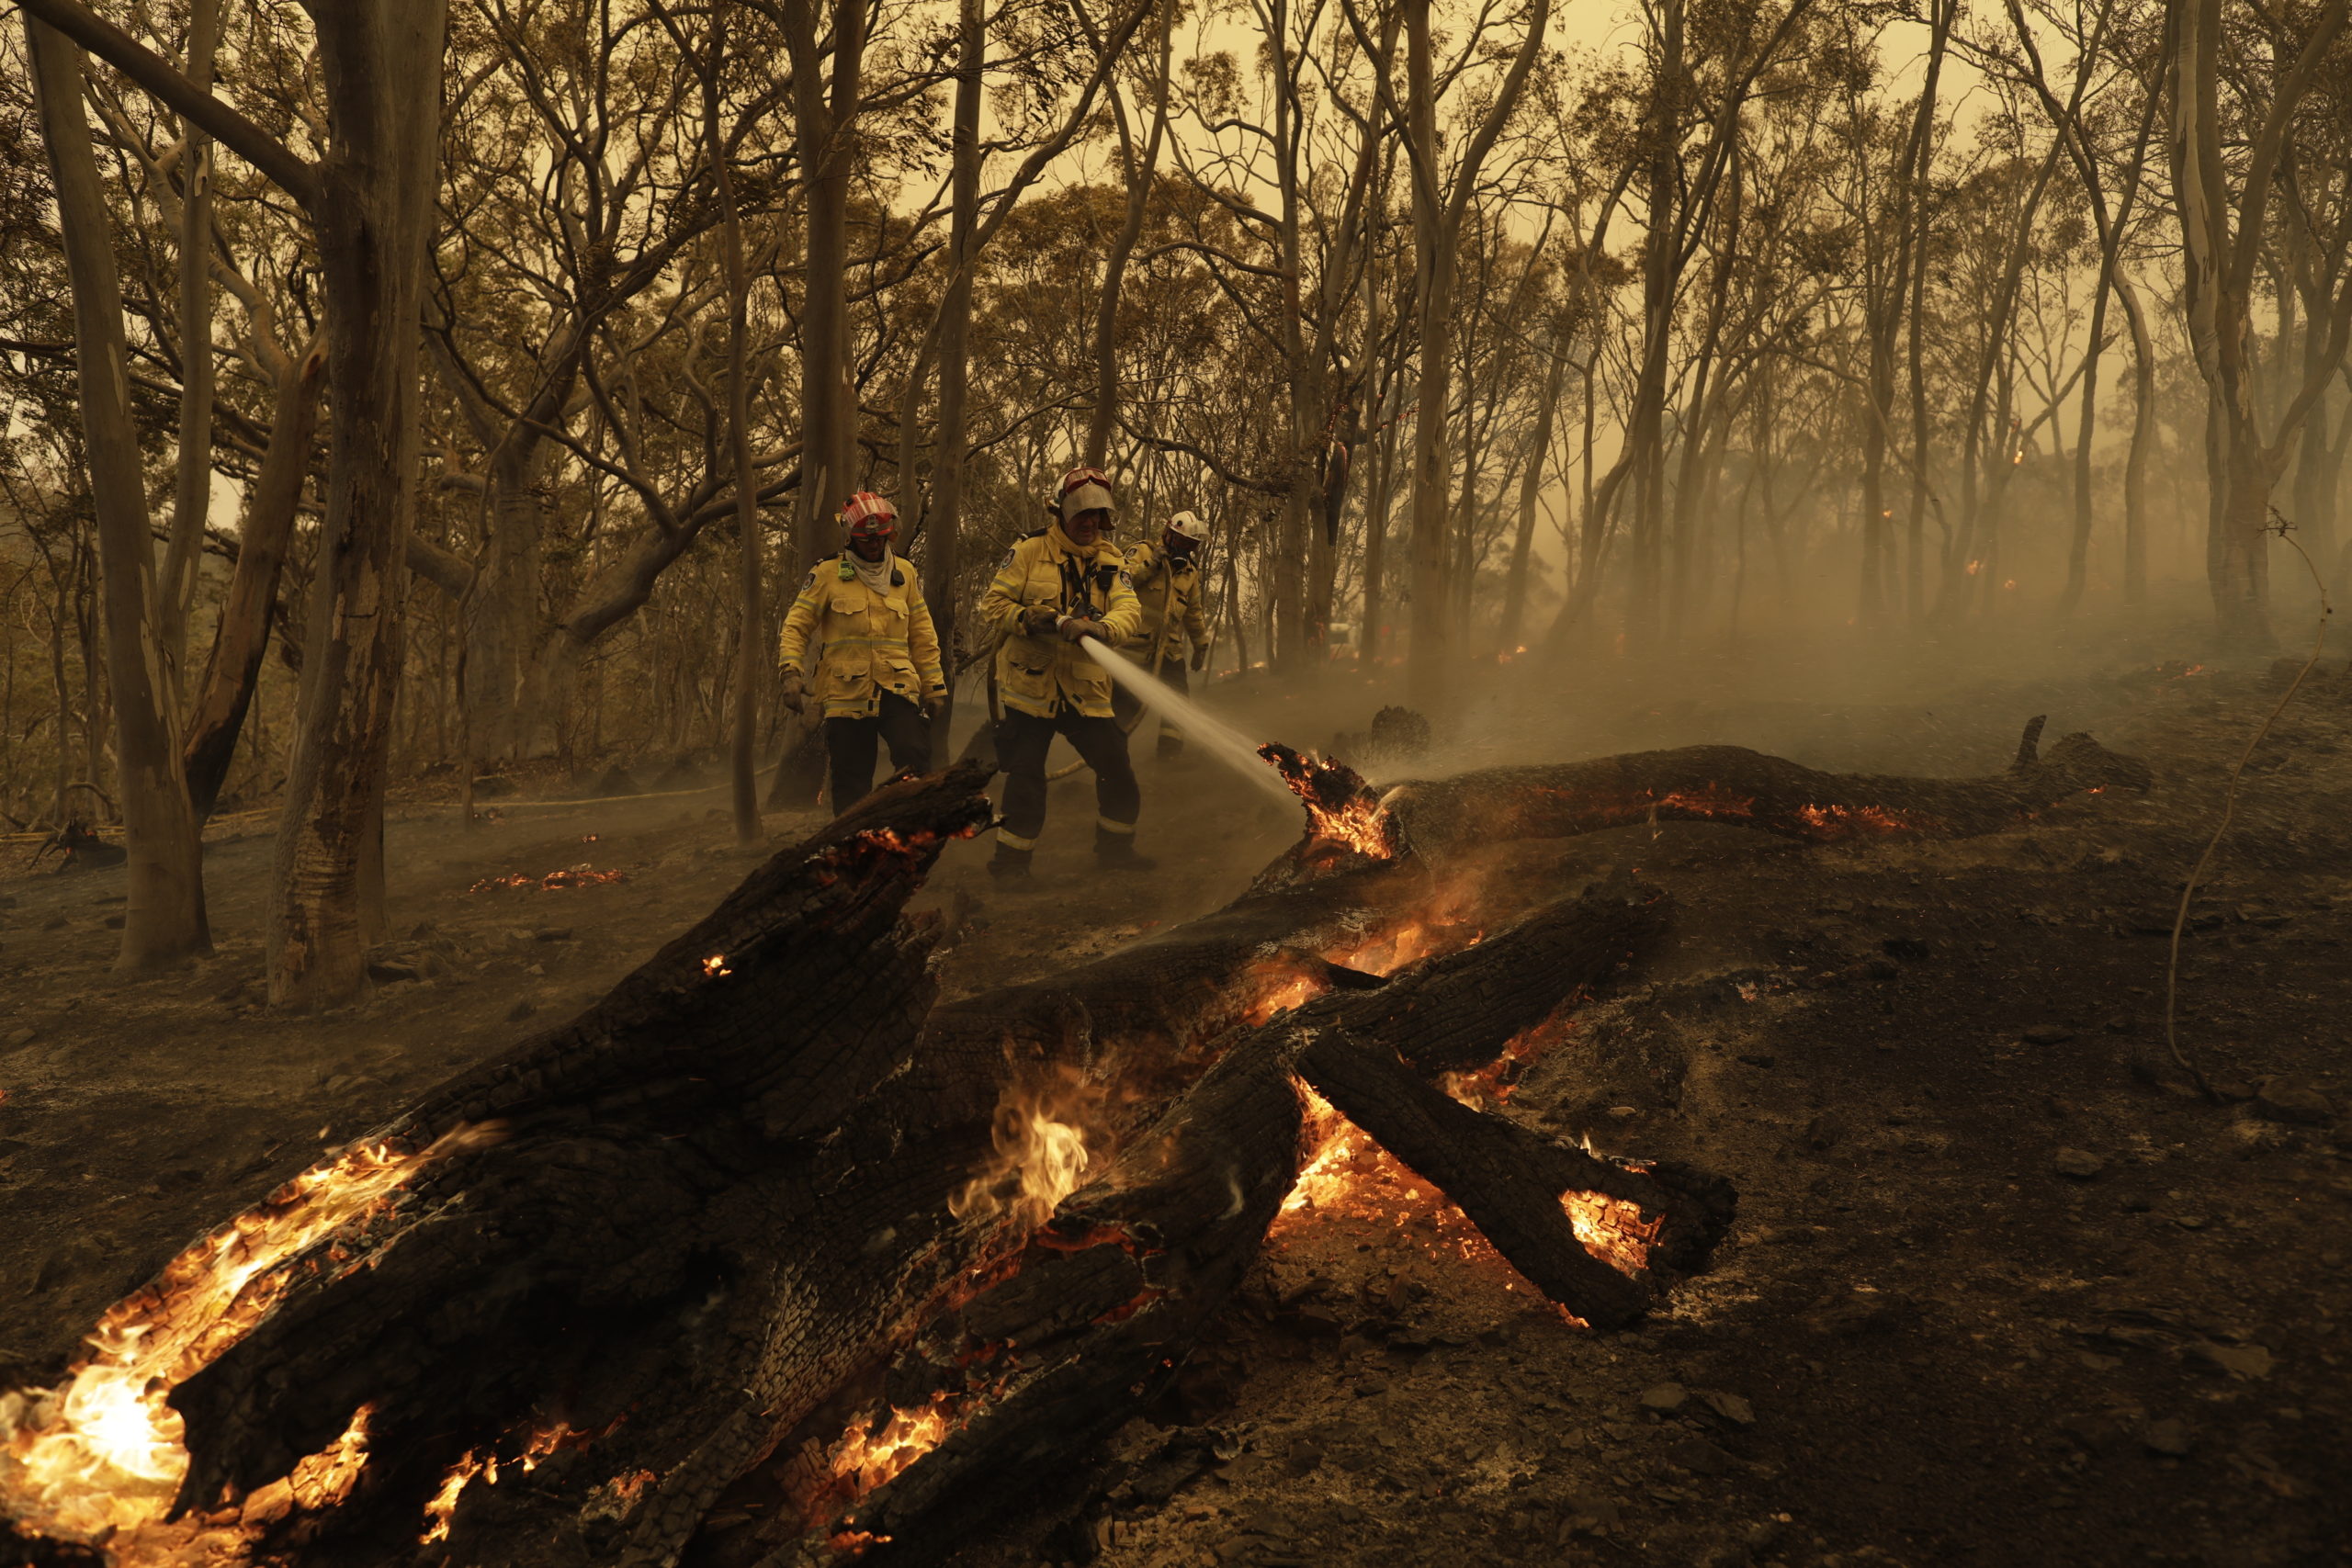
left=767, top=886, right=1728, bottom=1566
left=156, top=762, right=1000, bottom=1566
left=19, top=765, right=1435, bottom=1568
left=1388, top=717, right=2151, bottom=857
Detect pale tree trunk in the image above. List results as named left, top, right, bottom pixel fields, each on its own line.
left=786, top=0, right=866, bottom=571
left=1381, top=0, right=1552, bottom=708
left=1497, top=332, right=1565, bottom=652
left=2117, top=270, right=2156, bottom=604
left=2171, top=0, right=2351, bottom=647
left=270, top=6, right=450, bottom=1006
left=925, top=0, right=983, bottom=755
left=26, top=17, right=211, bottom=968
left=1902, top=0, right=1952, bottom=623
left=695, top=7, right=765, bottom=844
left=1084, top=3, right=1170, bottom=468
left=157, top=0, right=220, bottom=692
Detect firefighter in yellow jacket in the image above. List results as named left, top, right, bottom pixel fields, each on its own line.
left=1113, top=509, right=1212, bottom=759
left=978, top=466, right=1147, bottom=879
left=777, top=491, right=946, bottom=813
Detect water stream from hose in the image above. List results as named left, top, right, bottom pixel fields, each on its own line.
left=1078, top=638, right=1298, bottom=806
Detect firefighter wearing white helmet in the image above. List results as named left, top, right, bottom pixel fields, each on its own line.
left=978, top=465, right=1147, bottom=880
left=777, top=491, right=946, bottom=814
left=1114, top=509, right=1213, bottom=760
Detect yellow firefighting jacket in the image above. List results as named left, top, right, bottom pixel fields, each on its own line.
left=978, top=525, right=1142, bottom=719
left=1125, top=541, right=1209, bottom=671
left=776, top=555, right=947, bottom=719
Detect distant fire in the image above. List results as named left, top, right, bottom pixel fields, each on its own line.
left=950, top=1066, right=1109, bottom=1232
left=0, top=1126, right=494, bottom=1555
left=1259, top=743, right=1404, bottom=861
left=469, top=863, right=627, bottom=894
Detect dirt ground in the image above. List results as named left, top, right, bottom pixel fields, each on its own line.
left=4, top=637, right=2350, bottom=1568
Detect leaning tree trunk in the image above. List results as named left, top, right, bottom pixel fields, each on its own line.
left=184, top=338, right=324, bottom=819
left=26, top=17, right=211, bottom=968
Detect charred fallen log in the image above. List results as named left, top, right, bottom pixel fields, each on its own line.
left=4, top=723, right=2131, bottom=1568
left=1387, top=717, right=2150, bottom=857
left=806, top=886, right=1719, bottom=1564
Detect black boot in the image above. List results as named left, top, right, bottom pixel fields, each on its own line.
left=1095, top=827, right=1156, bottom=871
left=988, top=843, right=1035, bottom=882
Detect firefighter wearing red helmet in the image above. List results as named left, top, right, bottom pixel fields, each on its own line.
left=778, top=491, right=946, bottom=813
left=977, top=466, right=1147, bottom=879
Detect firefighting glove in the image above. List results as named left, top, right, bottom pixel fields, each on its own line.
left=1020, top=605, right=1059, bottom=636
left=921, top=692, right=946, bottom=720
left=1059, top=616, right=1106, bottom=644
left=1191, top=642, right=1209, bottom=672
left=780, top=670, right=806, bottom=714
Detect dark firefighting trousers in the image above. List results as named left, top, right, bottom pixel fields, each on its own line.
left=825, top=692, right=931, bottom=814
left=994, top=707, right=1139, bottom=851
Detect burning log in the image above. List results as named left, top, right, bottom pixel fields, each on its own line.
left=1386, top=717, right=2150, bottom=857
left=802, top=885, right=1720, bottom=1562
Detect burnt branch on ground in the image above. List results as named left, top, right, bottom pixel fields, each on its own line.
left=1388, top=717, right=2151, bottom=856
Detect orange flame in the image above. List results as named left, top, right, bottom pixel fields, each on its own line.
left=0, top=1128, right=491, bottom=1554
left=1258, top=743, right=1404, bottom=860
left=829, top=1396, right=952, bottom=1496
left=950, top=1066, right=1108, bottom=1232
left=417, top=1419, right=586, bottom=1544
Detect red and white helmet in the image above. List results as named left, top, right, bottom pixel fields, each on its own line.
left=839, top=491, right=898, bottom=540
left=1057, top=466, right=1115, bottom=524
left=1165, top=510, right=1209, bottom=543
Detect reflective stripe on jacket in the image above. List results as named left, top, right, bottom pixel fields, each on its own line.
left=978, top=528, right=1142, bottom=719
left=1125, top=541, right=1209, bottom=670
left=776, top=557, right=947, bottom=719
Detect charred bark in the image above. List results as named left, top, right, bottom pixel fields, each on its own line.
left=1390, top=718, right=2150, bottom=858
left=775, top=886, right=1717, bottom=1564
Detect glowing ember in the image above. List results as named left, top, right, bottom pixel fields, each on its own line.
left=1258, top=742, right=1405, bottom=860
left=951, top=1066, right=1108, bottom=1231
left=701, top=953, right=732, bottom=978
left=0, top=1128, right=488, bottom=1550
left=829, top=1396, right=952, bottom=1496
left=468, top=863, right=627, bottom=894
left=1560, top=1191, right=1664, bottom=1275
left=1791, top=803, right=1936, bottom=839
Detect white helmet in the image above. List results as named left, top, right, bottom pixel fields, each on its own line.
left=1165, top=511, right=1209, bottom=542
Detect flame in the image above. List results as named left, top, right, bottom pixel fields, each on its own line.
left=828, top=1396, right=952, bottom=1497
left=951, top=1066, right=1108, bottom=1231
left=0, top=1130, right=492, bottom=1555
left=1257, top=743, right=1404, bottom=861
left=1965, top=559, right=1983, bottom=575
left=468, top=863, right=627, bottom=894
left=417, top=1420, right=590, bottom=1544
left=0, top=1137, right=462, bottom=1545
left=701, top=953, right=731, bottom=978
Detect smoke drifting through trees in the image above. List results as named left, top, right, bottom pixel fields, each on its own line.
left=0, top=0, right=2346, bottom=998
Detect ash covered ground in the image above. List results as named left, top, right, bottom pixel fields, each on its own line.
left=3, top=640, right=2349, bottom=1568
